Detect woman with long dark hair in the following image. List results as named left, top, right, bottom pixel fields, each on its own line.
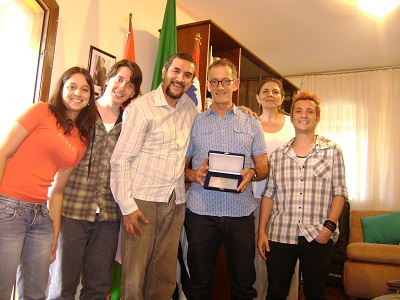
left=0, top=67, right=97, bottom=299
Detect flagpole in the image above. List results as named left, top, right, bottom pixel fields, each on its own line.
left=186, top=33, right=203, bottom=112
left=124, top=13, right=135, bottom=61
left=193, top=33, right=202, bottom=51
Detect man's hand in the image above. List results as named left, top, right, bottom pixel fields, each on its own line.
left=123, top=210, right=149, bottom=239
left=257, top=231, right=270, bottom=261
left=315, top=226, right=332, bottom=244
left=237, top=168, right=254, bottom=193
left=186, top=157, right=209, bottom=186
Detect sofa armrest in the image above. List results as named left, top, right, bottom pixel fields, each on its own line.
left=347, top=242, right=400, bottom=264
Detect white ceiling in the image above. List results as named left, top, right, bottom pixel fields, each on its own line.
left=177, top=0, right=400, bottom=76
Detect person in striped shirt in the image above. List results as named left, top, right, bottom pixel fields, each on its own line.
left=110, top=53, right=199, bottom=299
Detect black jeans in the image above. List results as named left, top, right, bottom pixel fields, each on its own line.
left=266, top=236, right=333, bottom=300
left=183, top=209, right=257, bottom=300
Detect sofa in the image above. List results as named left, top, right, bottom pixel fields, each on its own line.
left=343, top=210, right=400, bottom=299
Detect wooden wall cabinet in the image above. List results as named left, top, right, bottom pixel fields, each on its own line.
left=177, top=20, right=298, bottom=112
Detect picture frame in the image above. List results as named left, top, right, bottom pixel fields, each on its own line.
left=88, top=45, right=116, bottom=98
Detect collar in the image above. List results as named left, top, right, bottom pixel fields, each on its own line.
left=204, top=103, right=238, bottom=116
left=284, top=134, right=327, bottom=154
left=96, top=107, right=123, bottom=126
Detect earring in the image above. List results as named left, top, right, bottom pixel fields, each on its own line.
left=258, top=103, right=261, bottom=109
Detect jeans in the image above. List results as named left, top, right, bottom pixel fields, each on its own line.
left=266, top=236, right=333, bottom=300
left=0, top=194, right=53, bottom=300
left=183, top=209, right=257, bottom=300
left=121, top=191, right=185, bottom=300
left=48, top=215, right=120, bottom=300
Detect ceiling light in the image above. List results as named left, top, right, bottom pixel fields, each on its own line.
left=358, top=0, right=400, bottom=18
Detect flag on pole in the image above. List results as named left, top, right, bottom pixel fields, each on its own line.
left=186, top=33, right=203, bottom=112
left=124, top=13, right=135, bottom=61
left=151, top=0, right=177, bottom=90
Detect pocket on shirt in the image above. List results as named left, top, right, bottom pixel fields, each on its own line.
left=233, top=123, right=254, bottom=149
left=192, top=126, right=213, bottom=138
left=312, top=158, right=331, bottom=179
left=192, top=127, right=213, bottom=150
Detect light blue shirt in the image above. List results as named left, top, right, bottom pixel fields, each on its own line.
left=186, top=105, right=267, bottom=217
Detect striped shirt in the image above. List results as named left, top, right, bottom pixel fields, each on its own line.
left=62, top=111, right=122, bottom=222
left=186, top=106, right=267, bottom=217
left=110, top=84, right=198, bottom=215
left=263, top=137, right=348, bottom=244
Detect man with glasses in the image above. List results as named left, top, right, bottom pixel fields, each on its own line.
left=183, top=58, right=269, bottom=299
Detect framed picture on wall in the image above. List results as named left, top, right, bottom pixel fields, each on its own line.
left=88, top=45, right=116, bottom=98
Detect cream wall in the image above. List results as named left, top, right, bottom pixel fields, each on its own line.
left=51, top=0, right=196, bottom=94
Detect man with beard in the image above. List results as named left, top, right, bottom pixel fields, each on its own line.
left=110, top=53, right=198, bottom=299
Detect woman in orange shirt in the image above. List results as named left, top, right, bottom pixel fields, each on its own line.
left=0, top=67, right=97, bottom=299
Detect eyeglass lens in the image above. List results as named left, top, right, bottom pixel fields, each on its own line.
left=209, top=78, right=233, bottom=87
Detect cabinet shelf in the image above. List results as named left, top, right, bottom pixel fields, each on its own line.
left=177, top=19, right=299, bottom=112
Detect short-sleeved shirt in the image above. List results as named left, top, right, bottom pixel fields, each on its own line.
left=263, top=137, right=348, bottom=244
left=0, top=102, right=87, bottom=203
left=62, top=110, right=122, bottom=222
left=186, top=105, right=267, bottom=217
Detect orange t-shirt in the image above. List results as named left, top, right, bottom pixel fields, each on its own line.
left=0, top=102, right=87, bottom=203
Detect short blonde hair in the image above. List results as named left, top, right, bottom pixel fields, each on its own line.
left=290, top=91, right=320, bottom=118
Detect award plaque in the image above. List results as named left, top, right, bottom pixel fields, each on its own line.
left=204, top=150, right=245, bottom=193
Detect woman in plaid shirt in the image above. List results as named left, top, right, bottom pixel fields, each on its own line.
left=48, top=60, right=142, bottom=299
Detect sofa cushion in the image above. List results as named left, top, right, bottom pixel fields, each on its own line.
left=361, top=212, right=400, bottom=244
left=347, top=242, right=400, bottom=264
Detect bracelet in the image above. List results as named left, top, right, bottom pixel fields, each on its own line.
left=323, top=219, right=337, bottom=233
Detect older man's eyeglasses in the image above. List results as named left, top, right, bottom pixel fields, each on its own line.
left=208, top=78, right=235, bottom=87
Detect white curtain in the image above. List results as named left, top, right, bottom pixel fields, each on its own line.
left=299, top=67, right=400, bottom=211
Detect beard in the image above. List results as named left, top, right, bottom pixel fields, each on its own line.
left=165, top=81, right=185, bottom=100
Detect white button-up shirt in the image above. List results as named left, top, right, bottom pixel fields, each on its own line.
left=110, top=84, right=198, bottom=215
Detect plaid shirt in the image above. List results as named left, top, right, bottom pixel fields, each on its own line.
left=263, top=137, right=348, bottom=244
left=62, top=111, right=122, bottom=222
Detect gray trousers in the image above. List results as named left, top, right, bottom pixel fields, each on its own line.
left=121, top=192, right=185, bottom=300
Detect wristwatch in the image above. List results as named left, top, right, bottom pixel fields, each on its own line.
left=250, top=167, right=258, bottom=181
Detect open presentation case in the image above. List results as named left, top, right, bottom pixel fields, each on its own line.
left=204, top=150, right=245, bottom=193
